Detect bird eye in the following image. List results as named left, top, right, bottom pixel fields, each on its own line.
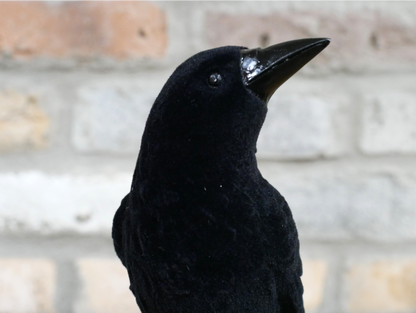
left=208, top=73, right=222, bottom=86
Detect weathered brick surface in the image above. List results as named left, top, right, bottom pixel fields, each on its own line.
left=0, top=172, right=130, bottom=233
left=1, top=2, right=416, bottom=312
left=257, top=94, right=332, bottom=159
left=345, top=259, right=416, bottom=313
left=360, top=92, right=416, bottom=155
left=0, top=2, right=166, bottom=59
left=206, top=8, right=416, bottom=72
left=0, top=90, right=49, bottom=152
left=75, top=259, right=138, bottom=313
left=72, top=83, right=155, bottom=153
left=260, top=164, right=416, bottom=242
left=0, top=259, right=55, bottom=313
left=302, top=260, right=328, bottom=312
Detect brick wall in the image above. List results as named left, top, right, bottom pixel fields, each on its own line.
left=0, top=2, right=415, bottom=312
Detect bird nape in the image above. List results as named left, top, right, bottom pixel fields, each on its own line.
left=112, top=38, right=330, bottom=313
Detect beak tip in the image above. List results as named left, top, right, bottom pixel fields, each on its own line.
left=319, top=38, right=331, bottom=48
left=241, top=37, right=331, bottom=103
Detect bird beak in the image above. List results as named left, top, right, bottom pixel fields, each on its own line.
left=241, top=38, right=330, bottom=103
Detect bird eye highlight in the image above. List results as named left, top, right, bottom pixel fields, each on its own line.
left=208, top=73, right=222, bottom=86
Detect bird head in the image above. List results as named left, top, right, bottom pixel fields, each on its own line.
left=138, top=38, right=330, bottom=182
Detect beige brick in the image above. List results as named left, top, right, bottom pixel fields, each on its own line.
left=76, top=259, right=139, bottom=313
left=0, top=2, right=166, bottom=59
left=0, top=90, right=49, bottom=152
left=72, top=83, right=154, bottom=153
left=359, top=92, right=416, bottom=155
left=0, top=259, right=56, bottom=313
left=77, top=258, right=327, bottom=313
left=206, top=10, right=416, bottom=71
left=0, top=172, right=131, bottom=234
left=346, top=260, right=416, bottom=312
left=257, top=94, right=332, bottom=159
left=302, top=260, right=328, bottom=312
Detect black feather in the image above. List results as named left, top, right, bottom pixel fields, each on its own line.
left=113, top=46, right=304, bottom=313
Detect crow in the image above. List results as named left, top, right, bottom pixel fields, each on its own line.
left=113, top=38, right=330, bottom=313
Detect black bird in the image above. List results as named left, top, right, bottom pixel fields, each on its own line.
left=113, top=38, right=330, bottom=313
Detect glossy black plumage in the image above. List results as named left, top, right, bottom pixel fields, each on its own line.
left=113, top=40, right=329, bottom=313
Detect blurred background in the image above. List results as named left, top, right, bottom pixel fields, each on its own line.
left=0, top=1, right=416, bottom=312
